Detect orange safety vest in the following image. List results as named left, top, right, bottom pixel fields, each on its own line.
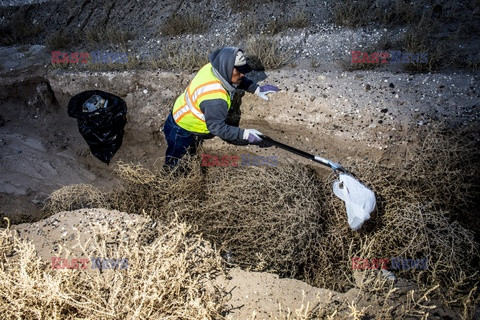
left=172, top=63, right=231, bottom=134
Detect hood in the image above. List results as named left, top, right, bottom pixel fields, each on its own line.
left=209, top=46, right=240, bottom=85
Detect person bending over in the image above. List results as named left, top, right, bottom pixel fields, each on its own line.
left=163, top=46, right=278, bottom=169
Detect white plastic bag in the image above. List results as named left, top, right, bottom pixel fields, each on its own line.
left=333, top=173, right=376, bottom=231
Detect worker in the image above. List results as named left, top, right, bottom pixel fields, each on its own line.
left=163, top=46, right=279, bottom=170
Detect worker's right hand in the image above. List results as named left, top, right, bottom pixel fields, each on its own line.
left=255, top=85, right=279, bottom=101
left=243, top=129, right=263, bottom=144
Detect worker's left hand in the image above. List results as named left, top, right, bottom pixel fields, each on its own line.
left=255, top=85, right=279, bottom=101
left=243, top=129, right=263, bottom=144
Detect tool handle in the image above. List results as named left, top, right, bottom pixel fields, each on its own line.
left=261, top=136, right=315, bottom=161
left=261, top=136, right=344, bottom=172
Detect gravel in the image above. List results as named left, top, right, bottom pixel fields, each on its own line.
left=0, top=0, right=50, bottom=7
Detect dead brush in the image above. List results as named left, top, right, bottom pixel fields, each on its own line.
left=393, top=130, right=479, bottom=215
left=41, top=130, right=480, bottom=317
left=268, top=292, right=316, bottom=320
left=43, top=184, right=108, bottom=217
left=0, top=20, right=44, bottom=46
left=190, top=164, right=325, bottom=277
left=45, top=30, right=81, bottom=51
left=108, top=156, right=205, bottom=217
left=332, top=0, right=374, bottom=28
left=84, top=26, right=134, bottom=47
left=333, top=0, right=424, bottom=28
left=246, top=35, right=293, bottom=69
left=313, top=130, right=480, bottom=314
left=377, top=0, right=423, bottom=26
left=238, top=10, right=309, bottom=39
left=398, top=14, right=449, bottom=72
left=0, top=218, right=14, bottom=264
left=227, top=0, right=256, bottom=13
left=285, top=11, right=310, bottom=29
left=0, top=215, right=227, bottom=319
left=158, top=13, right=209, bottom=36
left=107, top=157, right=325, bottom=278
left=150, top=42, right=209, bottom=72
left=263, top=18, right=286, bottom=35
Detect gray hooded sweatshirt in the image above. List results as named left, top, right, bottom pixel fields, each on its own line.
left=199, top=47, right=258, bottom=141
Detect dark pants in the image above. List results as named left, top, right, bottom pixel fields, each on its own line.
left=163, top=113, right=202, bottom=170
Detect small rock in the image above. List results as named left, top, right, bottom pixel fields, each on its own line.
left=365, top=84, right=371, bottom=91
left=381, top=108, right=388, bottom=113
left=389, top=83, right=395, bottom=88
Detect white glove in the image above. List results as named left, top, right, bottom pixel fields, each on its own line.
left=255, top=84, right=279, bottom=101
left=243, top=129, right=263, bottom=144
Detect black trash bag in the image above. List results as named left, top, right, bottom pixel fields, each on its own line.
left=68, top=90, right=127, bottom=164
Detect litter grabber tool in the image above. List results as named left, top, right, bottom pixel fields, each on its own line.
left=260, top=136, right=346, bottom=173
left=260, top=135, right=376, bottom=231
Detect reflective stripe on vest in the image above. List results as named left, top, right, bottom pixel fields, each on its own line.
left=173, top=81, right=225, bottom=122
left=173, top=90, right=205, bottom=123
left=172, top=63, right=230, bottom=134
